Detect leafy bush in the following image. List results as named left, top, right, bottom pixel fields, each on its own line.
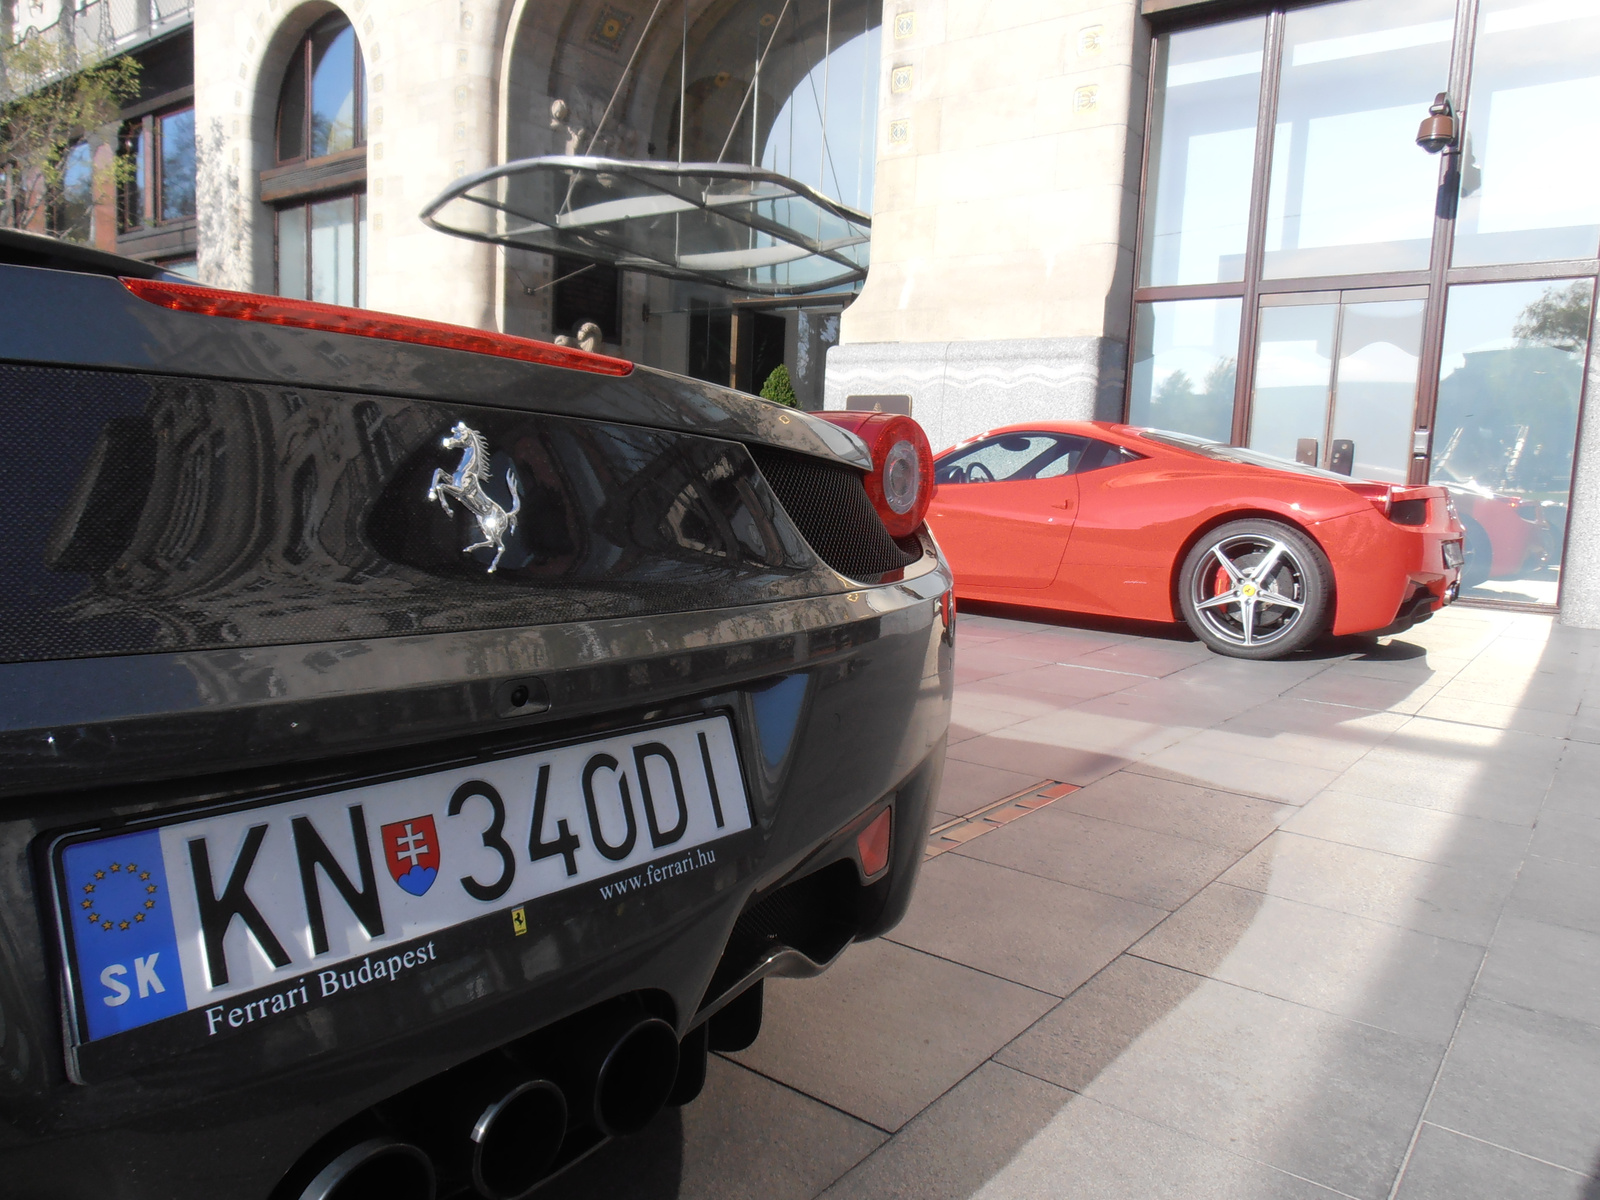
left=760, top=363, right=799, bottom=408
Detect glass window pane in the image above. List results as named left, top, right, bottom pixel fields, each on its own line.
left=278, top=46, right=306, bottom=161
left=159, top=108, right=196, bottom=222
left=1263, top=0, right=1454, bottom=279
left=1141, top=17, right=1265, bottom=287
left=117, top=122, right=145, bottom=233
left=1129, top=298, right=1241, bottom=443
left=53, top=141, right=95, bottom=243
left=936, top=435, right=1085, bottom=484
left=1330, top=299, right=1425, bottom=483
left=311, top=20, right=359, bottom=158
left=1431, top=279, right=1592, bottom=605
left=311, top=195, right=357, bottom=305
left=278, top=205, right=308, bottom=299
left=1452, top=0, right=1600, bottom=267
left=1249, top=303, right=1338, bottom=465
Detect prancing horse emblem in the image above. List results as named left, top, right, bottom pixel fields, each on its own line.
left=427, top=422, right=522, bottom=573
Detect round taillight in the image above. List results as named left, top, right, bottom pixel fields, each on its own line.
left=813, top=412, right=933, bottom=539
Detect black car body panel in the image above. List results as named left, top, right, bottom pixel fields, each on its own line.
left=0, top=239, right=952, bottom=1199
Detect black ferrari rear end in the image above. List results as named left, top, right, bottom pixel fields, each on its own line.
left=0, top=232, right=953, bottom=1200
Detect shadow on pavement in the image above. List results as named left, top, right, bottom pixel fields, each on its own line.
left=531, top=1107, right=684, bottom=1199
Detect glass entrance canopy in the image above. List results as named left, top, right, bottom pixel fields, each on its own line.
left=421, top=155, right=871, bottom=296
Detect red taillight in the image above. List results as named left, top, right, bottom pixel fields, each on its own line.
left=120, top=278, right=634, bottom=376
left=813, top=411, right=933, bottom=538
left=856, top=808, right=892, bottom=877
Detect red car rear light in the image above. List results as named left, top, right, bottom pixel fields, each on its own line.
left=120, top=278, right=635, bottom=376
left=856, top=808, right=892, bottom=877
left=812, top=411, right=933, bottom=538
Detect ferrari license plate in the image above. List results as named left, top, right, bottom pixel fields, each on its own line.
left=1443, top=539, right=1465, bottom=569
left=53, top=714, right=750, bottom=1045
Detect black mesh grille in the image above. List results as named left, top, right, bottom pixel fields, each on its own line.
left=701, top=860, right=861, bottom=1009
left=1390, top=498, right=1428, bottom=525
left=748, top=446, right=921, bottom=581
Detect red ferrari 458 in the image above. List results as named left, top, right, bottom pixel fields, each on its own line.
left=929, top=422, right=1465, bottom=659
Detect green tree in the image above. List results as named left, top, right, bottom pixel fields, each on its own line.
left=1513, top=281, right=1593, bottom=354
left=0, top=36, right=140, bottom=238
left=759, top=362, right=799, bottom=408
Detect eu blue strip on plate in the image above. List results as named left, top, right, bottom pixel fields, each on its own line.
left=62, top=829, right=187, bottom=1039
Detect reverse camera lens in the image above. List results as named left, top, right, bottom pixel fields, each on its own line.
left=510, top=685, right=530, bottom=708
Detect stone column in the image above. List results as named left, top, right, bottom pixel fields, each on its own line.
left=827, top=0, right=1144, bottom=451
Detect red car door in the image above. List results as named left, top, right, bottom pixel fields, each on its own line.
left=929, top=433, right=1083, bottom=590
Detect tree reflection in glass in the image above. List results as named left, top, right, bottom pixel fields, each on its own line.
left=1431, top=279, right=1594, bottom=604
left=1129, top=298, right=1241, bottom=443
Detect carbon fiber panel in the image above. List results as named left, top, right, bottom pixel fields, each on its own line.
left=0, top=364, right=853, bottom=663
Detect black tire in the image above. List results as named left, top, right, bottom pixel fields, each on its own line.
left=1177, top=519, right=1333, bottom=660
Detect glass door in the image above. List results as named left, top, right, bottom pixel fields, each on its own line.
left=1248, top=288, right=1426, bottom=483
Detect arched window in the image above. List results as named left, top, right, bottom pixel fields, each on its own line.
left=268, top=13, right=367, bottom=305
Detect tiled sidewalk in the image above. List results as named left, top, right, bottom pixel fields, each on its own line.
left=541, top=606, right=1600, bottom=1200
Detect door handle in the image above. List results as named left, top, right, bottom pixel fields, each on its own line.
left=1054, top=499, right=1074, bottom=511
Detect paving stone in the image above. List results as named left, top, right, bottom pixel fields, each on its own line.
left=1542, top=742, right=1600, bottom=815
left=983, top=628, right=1131, bottom=660
left=1476, top=916, right=1600, bottom=1028
left=1394, top=1122, right=1593, bottom=1200
left=933, top=757, right=1040, bottom=818
left=1131, top=883, right=1482, bottom=1045
left=1505, top=854, right=1600, bottom=936
left=996, top=954, right=1208, bottom=1093
left=947, top=685, right=1063, bottom=719
left=956, top=802, right=1239, bottom=911
left=1056, top=769, right=1292, bottom=855
left=1220, top=831, right=1513, bottom=945
left=1068, top=969, right=1444, bottom=1200
left=1434, top=674, right=1585, bottom=717
left=937, top=1088, right=1350, bottom=1200
left=944, top=730, right=1130, bottom=788
left=1172, top=723, right=1380, bottom=772
left=818, top=1062, right=1073, bottom=1200
left=976, top=662, right=1145, bottom=703
left=889, top=852, right=1166, bottom=997
left=1069, top=639, right=1211, bottom=677
left=1284, top=789, right=1532, bottom=874
left=1132, top=740, right=1339, bottom=805
left=1528, top=809, right=1600, bottom=868
left=1424, top=997, right=1600, bottom=1175
left=534, top=1056, right=884, bottom=1200
left=1073, top=686, right=1259, bottom=731
left=1329, top=740, right=1553, bottom=826
left=1284, top=671, right=1444, bottom=713
left=997, top=706, right=1197, bottom=761
left=729, top=938, right=1055, bottom=1132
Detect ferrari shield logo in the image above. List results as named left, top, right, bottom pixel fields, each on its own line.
left=381, top=816, right=441, bottom=896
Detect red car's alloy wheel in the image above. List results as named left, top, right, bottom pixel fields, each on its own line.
left=1179, top=520, right=1332, bottom=658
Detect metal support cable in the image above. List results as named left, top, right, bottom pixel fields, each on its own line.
left=585, top=0, right=671, bottom=156
left=716, top=0, right=793, bottom=163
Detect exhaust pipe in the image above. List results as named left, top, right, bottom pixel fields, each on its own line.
left=397, top=1055, right=567, bottom=1200
left=516, top=1002, right=681, bottom=1137
left=295, top=1137, right=435, bottom=1200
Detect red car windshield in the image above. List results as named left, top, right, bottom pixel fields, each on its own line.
left=1138, top=429, right=1356, bottom=482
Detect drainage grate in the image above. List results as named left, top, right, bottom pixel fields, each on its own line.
left=925, top=780, right=1081, bottom=859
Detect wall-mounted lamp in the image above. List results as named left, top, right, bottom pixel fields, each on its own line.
left=1416, top=93, right=1457, bottom=154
